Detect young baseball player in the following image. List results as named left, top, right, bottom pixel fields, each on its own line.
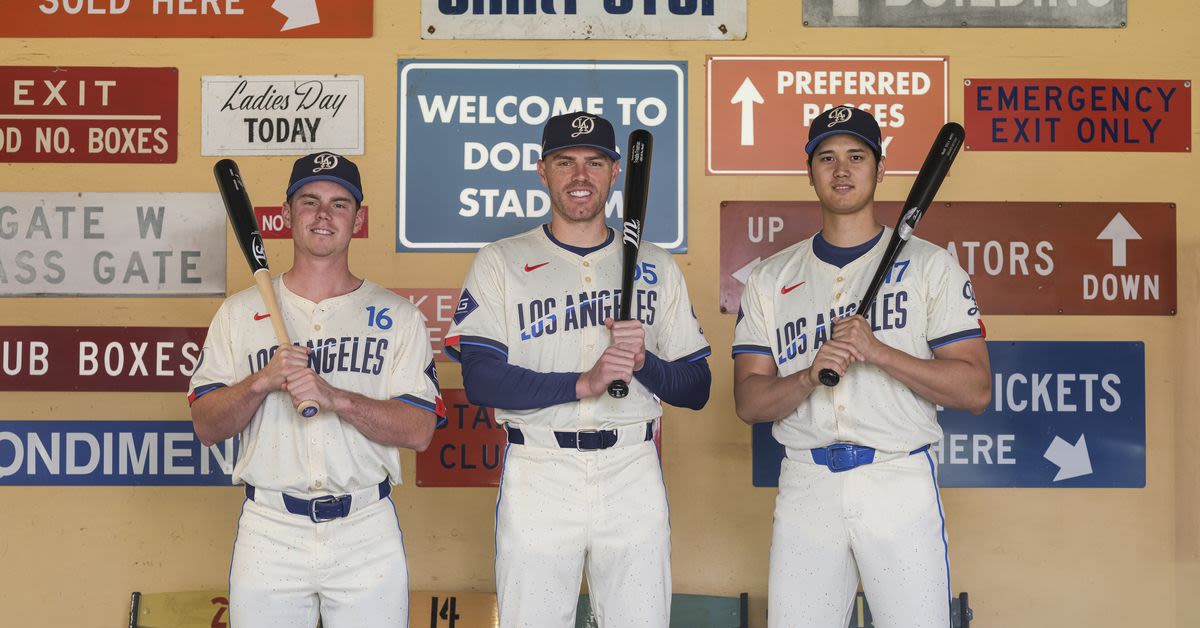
left=189, top=153, right=445, bottom=628
left=732, top=107, right=991, bottom=628
left=446, top=112, right=711, bottom=627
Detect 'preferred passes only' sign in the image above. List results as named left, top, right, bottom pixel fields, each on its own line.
left=397, top=60, right=687, bottom=252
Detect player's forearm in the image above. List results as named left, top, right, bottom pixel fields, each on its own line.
left=734, top=369, right=815, bottom=424
left=190, top=376, right=271, bottom=447
left=872, top=345, right=991, bottom=414
left=331, top=390, right=438, bottom=451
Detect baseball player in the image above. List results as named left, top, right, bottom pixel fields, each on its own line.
left=445, top=112, right=711, bottom=627
left=732, top=107, right=991, bottom=628
left=189, top=152, right=445, bottom=628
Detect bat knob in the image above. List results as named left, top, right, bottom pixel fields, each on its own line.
left=818, top=368, right=841, bottom=387
left=607, top=380, right=629, bottom=399
left=298, top=400, right=320, bottom=417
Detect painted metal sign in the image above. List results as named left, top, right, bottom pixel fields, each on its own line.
left=397, top=60, right=687, bottom=252
left=720, top=201, right=1175, bottom=315
left=804, top=0, right=1126, bottom=28
left=202, top=75, right=364, bottom=156
left=751, top=341, right=1146, bottom=489
left=965, top=78, right=1190, bottom=152
left=0, top=420, right=234, bottom=486
left=0, top=66, right=177, bottom=163
left=0, top=327, right=205, bottom=392
left=707, top=56, right=948, bottom=175
left=415, top=388, right=506, bottom=487
left=0, top=193, right=226, bottom=296
left=421, top=0, right=746, bottom=40
left=256, top=205, right=368, bottom=239
left=391, top=288, right=462, bottom=363
left=0, top=0, right=372, bottom=37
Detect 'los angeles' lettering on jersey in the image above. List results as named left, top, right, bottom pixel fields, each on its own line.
left=515, top=289, right=659, bottom=340
left=245, top=337, right=390, bottom=376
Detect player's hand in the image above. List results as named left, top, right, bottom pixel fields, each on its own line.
left=830, top=315, right=884, bottom=364
left=806, top=339, right=855, bottom=387
left=282, top=367, right=338, bottom=412
left=577, top=345, right=638, bottom=398
left=605, top=317, right=646, bottom=371
left=249, top=344, right=311, bottom=394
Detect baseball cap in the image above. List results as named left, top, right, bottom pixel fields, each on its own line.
left=805, top=106, right=883, bottom=159
left=540, top=112, right=621, bottom=161
left=286, top=152, right=363, bottom=203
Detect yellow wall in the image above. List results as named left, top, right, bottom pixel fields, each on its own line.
left=1, top=2, right=1196, bottom=626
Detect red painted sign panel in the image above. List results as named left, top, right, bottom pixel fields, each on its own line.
left=416, top=389, right=506, bottom=487
left=0, top=66, right=177, bottom=163
left=391, top=288, right=460, bottom=363
left=707, top=56, right=948, bottom=175
left=720, top=201, right=1175, bottom=316
left=0, top=326, right=205, bottom=392
left=964, top=79, right=1191, bottom=151
left=0, top=0, right=372, bottom=38
left=256, top=206, right=368, bottom=239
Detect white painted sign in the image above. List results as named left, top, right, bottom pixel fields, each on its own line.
left=0, top=193, right=226, bottom=296
left=421, top=0, right=746, bottom=40
left=201, top=75, right=364, bottom=156
left=805, top=0, right=1126, bottom=28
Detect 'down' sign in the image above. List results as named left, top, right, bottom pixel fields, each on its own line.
left=0, top=193, right=226, bottom=296
left=397, top=60, right=687, bottom=252
left=202, top=75, right=364, bottom=156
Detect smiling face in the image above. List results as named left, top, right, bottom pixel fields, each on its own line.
left=537, top=146, right=620, bottom=228
left=807, top=133, right=885, bottom=218
left=283, top=180, right=363, bottom=260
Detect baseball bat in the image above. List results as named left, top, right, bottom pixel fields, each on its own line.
left=818, top=122, right=966, bottom=387
left=213, top=159, right=320, bottom=417
left=608, top=129, right=653, bottom=399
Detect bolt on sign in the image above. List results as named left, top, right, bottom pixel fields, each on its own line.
left=804, top=0, right=1126, bottom=28
left=964, top=78, right=1191, bottom=152
left=0, top=0, right=372, bottom=37
left=720, top=201, right=1175, bottom=315
left=752, top=342, right=1146, bottom=489
left=256, top=206, right=368, bottom=239
left=202, top=75, right=364, bottom=156
left=707, top=56, right=947, bottom=175
left=0, top=66, right=177, bottom=164
left=0, top=327, right=206, bottom=392
left=421, top=0, right=746, bottom=39
left=390, top=288, right=461, bottom=363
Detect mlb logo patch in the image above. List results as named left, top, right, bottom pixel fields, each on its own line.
left=453, top=289, right=479, bottom=324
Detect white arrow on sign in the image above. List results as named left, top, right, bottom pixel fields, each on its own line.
left=273, top=0, right=321, bottom=31
left=732, top=257, right=761, bottom=285
left=730, top=77, right=764, bottom=147
left=1044, top=434, right=1093, bottom=482
left=1097, top=212, right=1141, bottom=267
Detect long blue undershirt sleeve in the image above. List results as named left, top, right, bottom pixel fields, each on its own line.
left=633, top=351, right=711, bottom=410
left=459, top=344, right=580, bottom=410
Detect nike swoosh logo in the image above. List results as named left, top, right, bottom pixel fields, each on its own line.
left=781, top=282, right=806, bottom=295
left=253, top=313, right=270, bottom=321
left=524, top=262, right=549, bottom=272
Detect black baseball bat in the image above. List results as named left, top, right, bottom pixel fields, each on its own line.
left=213, top=159, right=319, bottom=417
left=818, top=122, right=966, bottom=387
left=608, top=129, right=653, bottom=399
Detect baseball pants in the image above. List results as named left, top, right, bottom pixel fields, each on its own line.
left=768, top=449, right=951, bottom=628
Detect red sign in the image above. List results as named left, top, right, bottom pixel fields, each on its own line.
left=0, top=66, right=177, bottom=163
left=720, top=201, right=1176, bottom=316
left=0, top=326, right=206, bottom=392
left=256, top=206, right=369, bottom=239
left=0, top=0, right=372, bottom=38
left=707, top=56, right=948, bottom=175
left=391, top=289, right=460, bottom=363
left=416, top=389, right=506, bottom=487
left=965, top=79, right=1191, bottom=152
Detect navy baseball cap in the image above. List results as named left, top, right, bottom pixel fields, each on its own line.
left=805, top=106, right=883, bottom=159
left=287, top=152, right=363, bottom=203
left=541, top=112, right=621, bottom=161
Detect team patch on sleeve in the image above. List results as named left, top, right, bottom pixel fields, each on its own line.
left=736, top=307, right=745, bottom=325
left=453, top=289, right=479, bottom=324
left=424, top=360, right=441, bottom=392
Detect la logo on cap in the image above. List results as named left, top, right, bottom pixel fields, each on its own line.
left=313, top=153, right=339, bottom=173
left=827, top=106, right=854, bottom=127
left=571, top=115, right=595, bottom=137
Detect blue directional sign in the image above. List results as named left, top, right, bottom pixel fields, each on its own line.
left=752, top=341, right=1146, bottom=488
left=397, top=60, right=687, bottom=252
left=0, top=421, right=235, bottom=486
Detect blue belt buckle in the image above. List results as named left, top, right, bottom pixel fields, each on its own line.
left=825, top=443, right=858, bottom=472
left=309, top=495, right=342, bottom=523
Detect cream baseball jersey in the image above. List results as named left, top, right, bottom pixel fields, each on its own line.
left=189, top=278, right=444, bottom=494
left=733, top=228, right=984, bottom=453
left=446, top=225, right=709, bottom=430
